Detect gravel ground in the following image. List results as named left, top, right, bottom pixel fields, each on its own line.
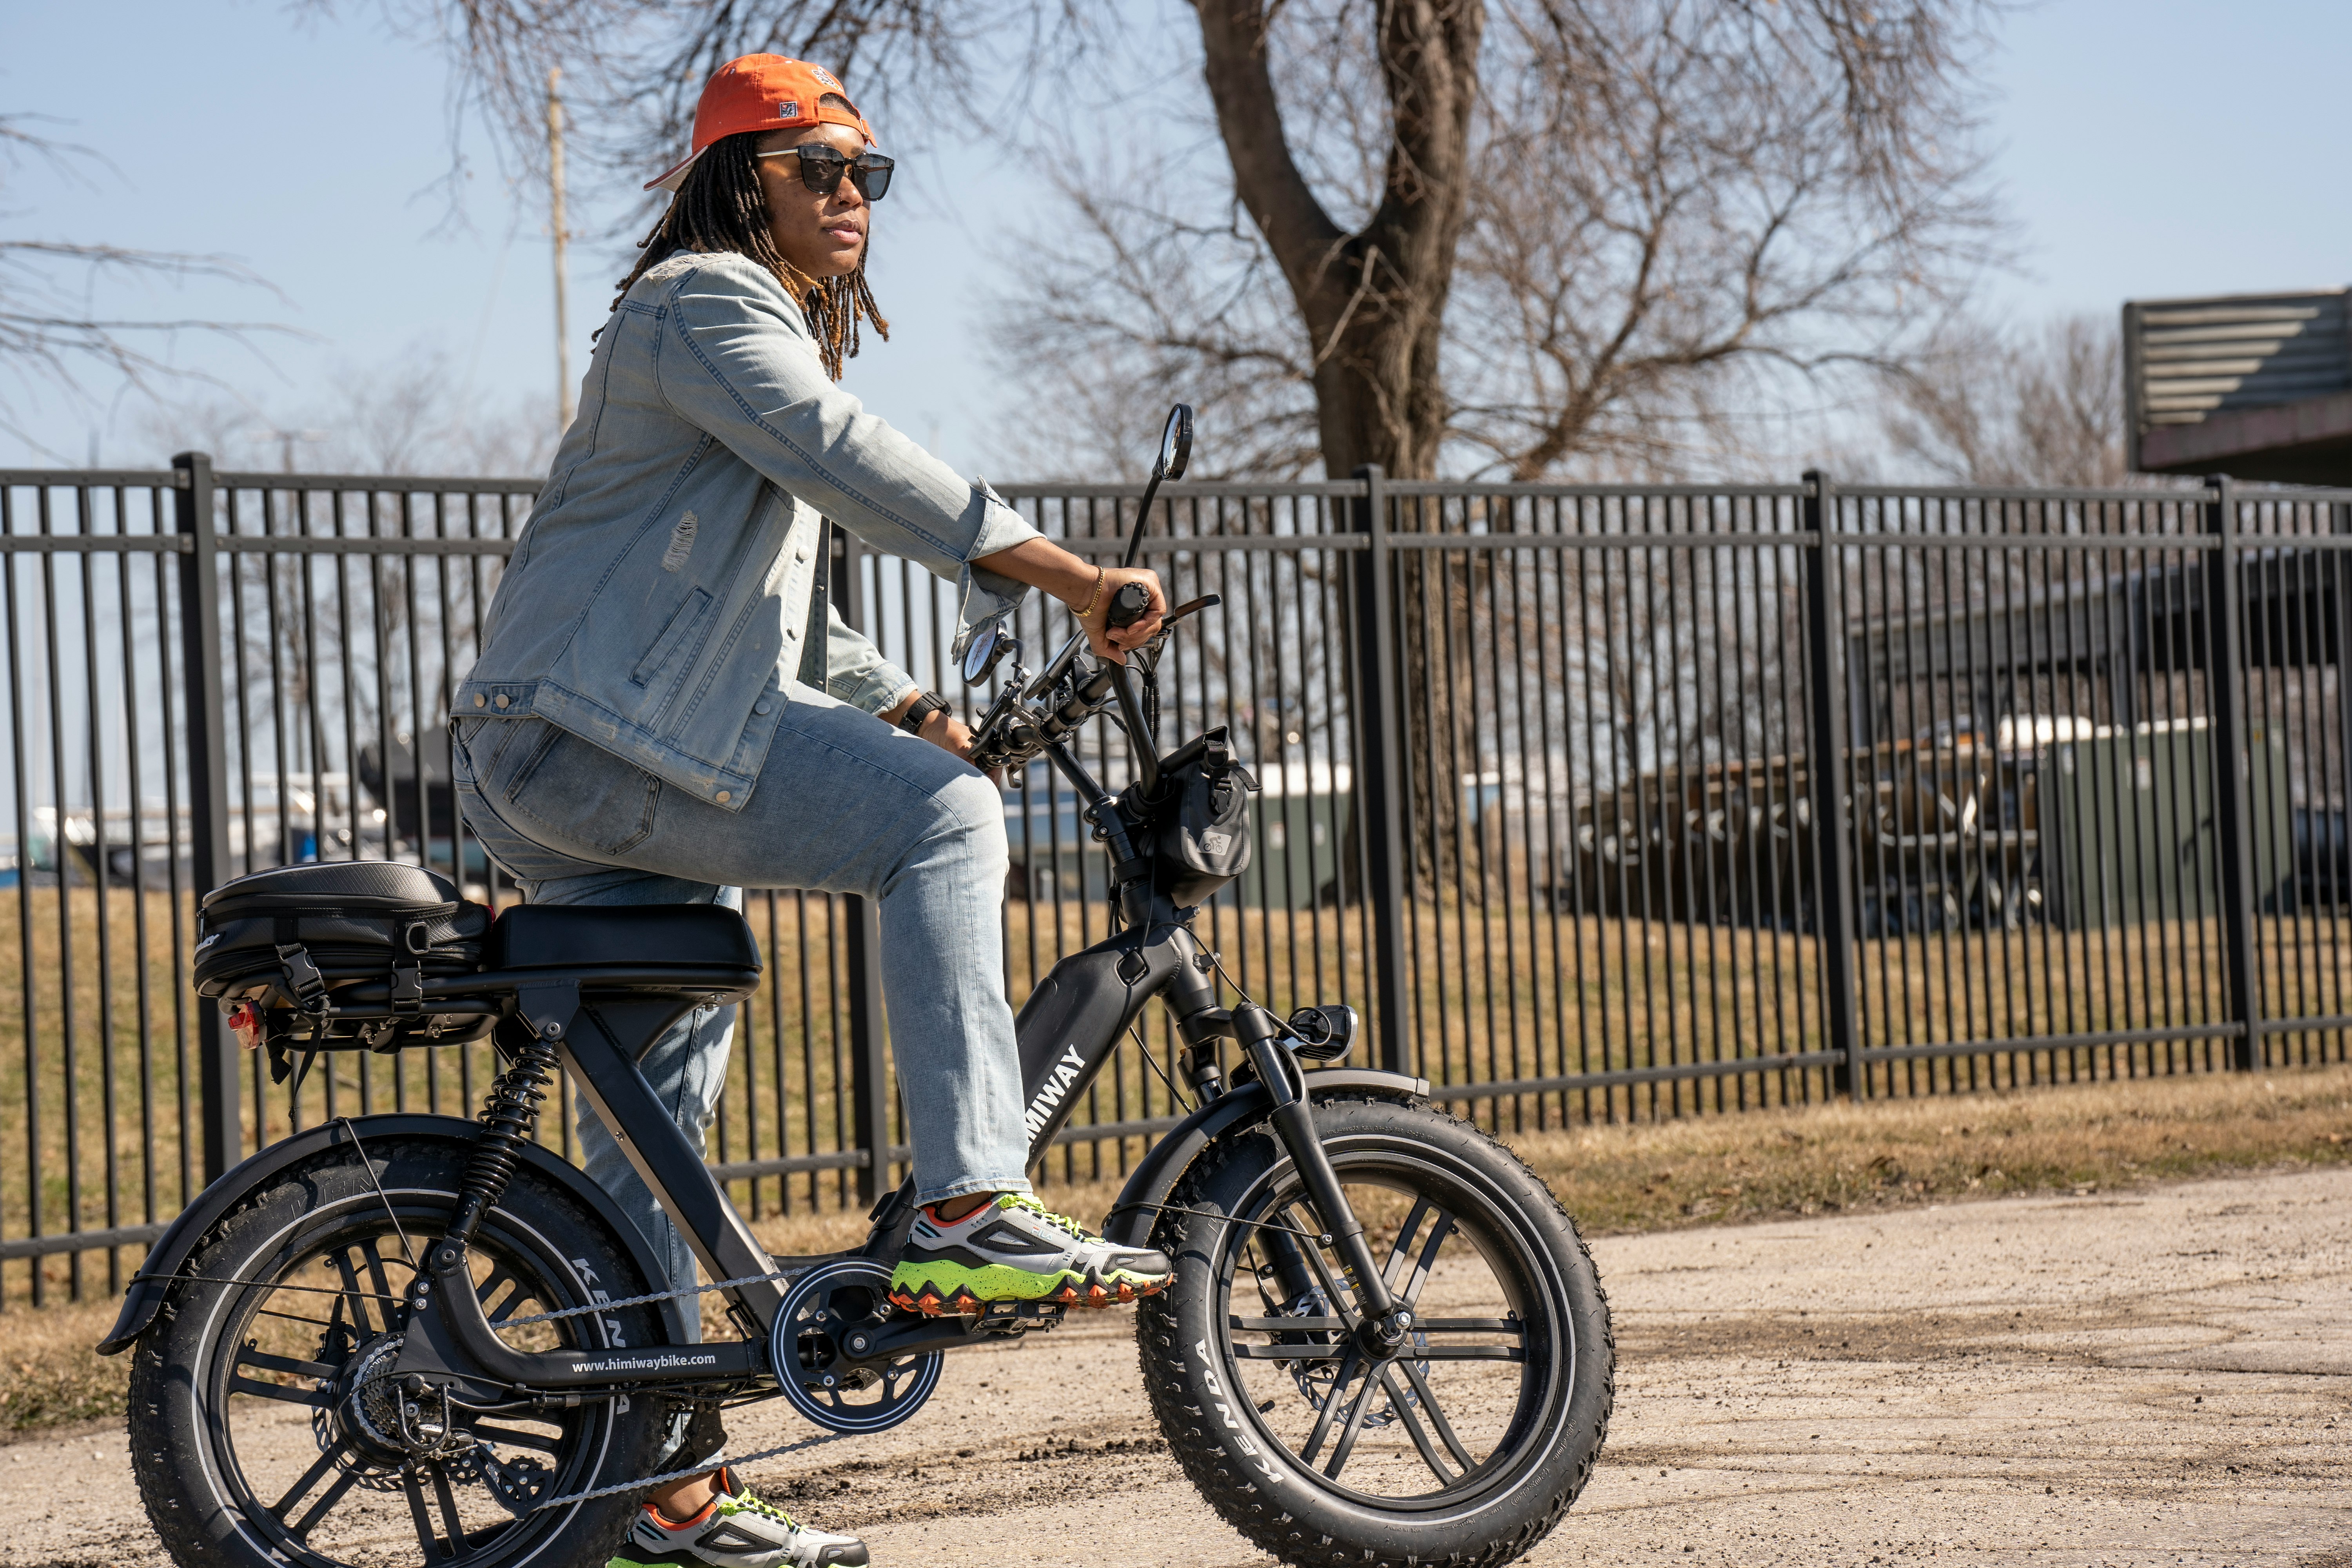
left=6, top=1166, right=2346, bottom=1568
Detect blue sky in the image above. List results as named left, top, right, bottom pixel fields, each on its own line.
left=3, top=0, right=2348, bottom=475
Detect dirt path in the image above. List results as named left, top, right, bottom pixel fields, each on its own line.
left=7, top=1167, right=2347, bottom=1568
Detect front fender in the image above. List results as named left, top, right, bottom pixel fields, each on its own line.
left=97, top=1113, right=689, bottom=1355
left=1099, top=1068, right=1428, bottom=1248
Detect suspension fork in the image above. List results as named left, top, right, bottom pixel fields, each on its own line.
left=1228, top=1005, right=1415, bottom=1355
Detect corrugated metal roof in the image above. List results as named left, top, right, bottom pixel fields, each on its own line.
left=2128, top=289, right=2352, bottom=432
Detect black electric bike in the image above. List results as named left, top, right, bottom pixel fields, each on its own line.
left=103, top=408, right=1612, bottom=1568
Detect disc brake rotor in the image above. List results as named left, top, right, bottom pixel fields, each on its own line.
left=1272, top=1290, right=1433, bottom=1430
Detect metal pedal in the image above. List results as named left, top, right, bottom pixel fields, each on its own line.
left=975, top=1298, right=1067, bottom=1333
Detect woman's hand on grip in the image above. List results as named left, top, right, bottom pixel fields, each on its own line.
left=969, top=537, right=1165, bottom=665
left=1079, top=566, right=1164, bottom=662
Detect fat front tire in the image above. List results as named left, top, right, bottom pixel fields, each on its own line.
left=1138, top=1094, right=1613, bottom=1568
left=126, top=1138, right=670, bottom=1568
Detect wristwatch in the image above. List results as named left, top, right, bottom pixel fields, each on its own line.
left=897, top=691, right=951, bottom=735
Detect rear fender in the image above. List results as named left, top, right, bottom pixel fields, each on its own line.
left=97, top=1113, right=690, bottom=1355
left=1099, top=1069, right=1428, bottom=1248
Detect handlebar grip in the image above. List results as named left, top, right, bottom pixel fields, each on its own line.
left=1105, top=581, right=1153, bottom=630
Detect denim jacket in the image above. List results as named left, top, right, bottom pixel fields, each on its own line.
left=456, top=249, right=1040, bottom=811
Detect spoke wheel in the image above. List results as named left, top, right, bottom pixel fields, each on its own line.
left=129, top=1139, right=668, bottom=1568
left=1138, top=1094, right=1612, bottom=1568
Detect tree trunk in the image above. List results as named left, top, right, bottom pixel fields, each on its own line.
left=1192, top=0, right=1481, bottom=482
left=1194, top=0, right=1484, bottom=900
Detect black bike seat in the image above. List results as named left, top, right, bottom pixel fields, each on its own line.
left=485, top=903, right=760, bottom=972
left=200, top=860, right=462, bottom=912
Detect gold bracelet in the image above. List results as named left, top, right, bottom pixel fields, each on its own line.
left=1076, top=565, right=1107, bottom=620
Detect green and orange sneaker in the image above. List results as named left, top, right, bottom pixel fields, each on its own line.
left=607, top=1468, right=866, bottom=1568
left=886, top=1193, right=1172, bottom=1315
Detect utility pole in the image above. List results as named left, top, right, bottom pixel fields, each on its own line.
left=252, top=428, right=324, bottom=473
left=547, top=65, right=573, bottom=436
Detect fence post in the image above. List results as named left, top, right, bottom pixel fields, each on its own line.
left=1348, top=465, right=1413, bottom=1078
left=831, top=526, right=894, bottom=1199
left=2204, top=476, right=2261, bottom=1071
left=1800, top=472, right=1863, bottom=1098
left=174, top=452, right=239, bottom=1183
left=2335, top=500, right=2352, bottom=914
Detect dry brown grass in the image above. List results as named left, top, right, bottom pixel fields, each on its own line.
left=1503, top=1059, right=2352, bottom=1237
left=0, top=1297, right=131, bottom=1436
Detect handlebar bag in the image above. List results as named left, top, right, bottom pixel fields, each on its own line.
left=193, top=861, right=489, bottom=1013
left=1156, top=729, right=1259, bottom=907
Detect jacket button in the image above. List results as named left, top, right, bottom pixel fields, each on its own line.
left=494, top=693, right=511, bottom=709
left=715, top=790, right=732, bottom=804
left=473, top=694, right=486, bottom=708
left=795, top=550, right=809, bottom=563
left=755, top=699, right=773, bottom=715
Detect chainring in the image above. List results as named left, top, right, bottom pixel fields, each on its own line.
left=771, top=1258, right=943, bottom=1436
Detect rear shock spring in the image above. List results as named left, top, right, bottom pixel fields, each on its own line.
left=441, top=1035, right=559, bottom=1252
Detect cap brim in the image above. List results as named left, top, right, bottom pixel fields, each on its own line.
left=645, top=147, right=704, bottom=193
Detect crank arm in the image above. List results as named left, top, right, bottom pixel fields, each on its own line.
left=833, top=1301, right=1066, bottom=1367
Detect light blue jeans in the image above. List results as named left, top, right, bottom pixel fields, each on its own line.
left=452, top=698, right=1034, bottom=1319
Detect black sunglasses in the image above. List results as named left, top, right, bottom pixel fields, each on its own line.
left=757, top=144, right=894, bottom=201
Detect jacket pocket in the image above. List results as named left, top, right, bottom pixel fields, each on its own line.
left=630, top=587, right=714, bottom=687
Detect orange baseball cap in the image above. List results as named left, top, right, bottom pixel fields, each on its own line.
left=644, top=55, right=877, bottom=193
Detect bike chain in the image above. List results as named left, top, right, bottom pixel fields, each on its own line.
left=495, top=1265, right=809, bottom=1328
left=521, top=1428, right=852, bottom=1513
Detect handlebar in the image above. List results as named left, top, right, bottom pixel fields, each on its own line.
left=969, top=403, right=1197, bottom=808
left=1106, top=581, right=1153, bottom=630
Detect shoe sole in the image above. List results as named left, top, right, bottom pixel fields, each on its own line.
left=885, top=1267, right=1172, bottom=1316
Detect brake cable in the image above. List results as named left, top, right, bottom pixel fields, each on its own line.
left=1105, top=1199, right=1332, bottom=1247
left=1131, top=1021, right=1194, bottom=1117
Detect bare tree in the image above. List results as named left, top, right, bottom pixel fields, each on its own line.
left=358, top=1, right=2005, bottom=482
left=1006, top=0, right=2006, bottom=483
left=1876, top=310, right=2127, bottom=487
left=0, top=115, right=288, bottom=455
left=1452, top=2, right=2005, bottom=480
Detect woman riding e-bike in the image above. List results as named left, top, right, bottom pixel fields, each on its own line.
left=451, top=52, right=1170, bottom=1568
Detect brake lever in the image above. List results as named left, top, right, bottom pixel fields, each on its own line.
left=1161, top=593, right=1220, bottom=627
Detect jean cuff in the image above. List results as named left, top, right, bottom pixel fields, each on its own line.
left=913, top=1174, right=1034, bottom=1208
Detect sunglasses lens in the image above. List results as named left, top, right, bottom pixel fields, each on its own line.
left=856, top=159, right=893, bottom=201
left=797, top=148, right=847, bottom=195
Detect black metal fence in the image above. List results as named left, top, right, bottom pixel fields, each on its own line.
left=4, top=457, right=2348, bottom=1303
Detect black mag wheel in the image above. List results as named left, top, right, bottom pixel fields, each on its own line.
left=1138, top=1095, right=1613, bottom=1568
left=127, top=1140, right=669, bottom=1568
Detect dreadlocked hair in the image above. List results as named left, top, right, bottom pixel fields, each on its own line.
left=603, top=129, right=887, bottom=381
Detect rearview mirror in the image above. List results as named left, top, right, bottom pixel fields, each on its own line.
left=960, top=618, right=1018, bottom=686
left=1156, top=405, right=1192, bottom=482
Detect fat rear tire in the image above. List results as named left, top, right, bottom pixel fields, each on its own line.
left=1137, top=1094, right=1613, bottom=1568
left=126, top=1138, right=668, bottom=1568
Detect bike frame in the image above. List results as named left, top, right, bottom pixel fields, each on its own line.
left=389, top=730, right=1420, bottom=1402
